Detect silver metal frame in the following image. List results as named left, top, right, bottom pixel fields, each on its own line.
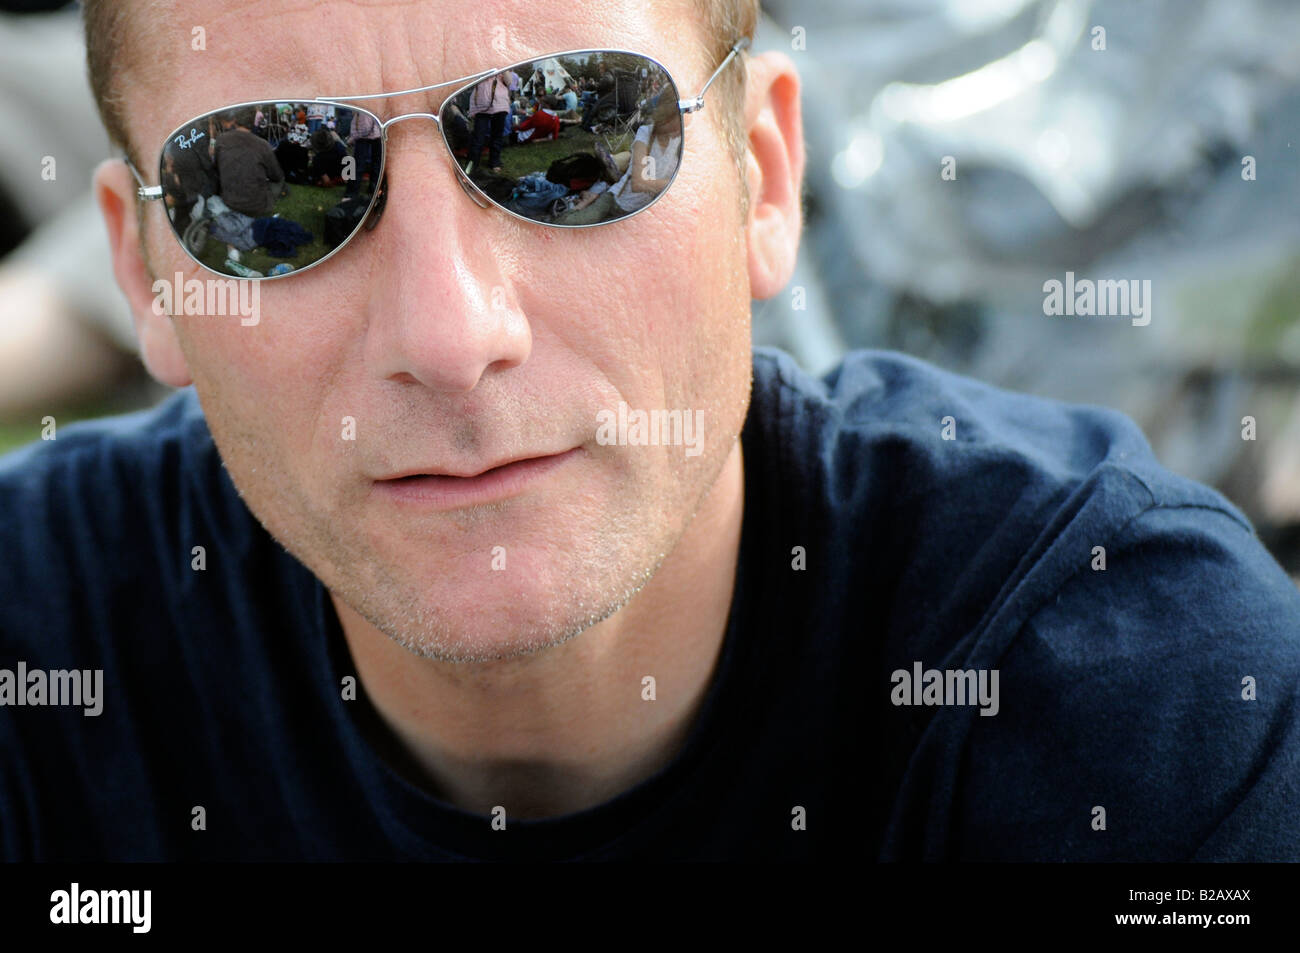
left=126, top=38, right=750, bottom=280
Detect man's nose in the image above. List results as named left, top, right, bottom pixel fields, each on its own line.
left=360, top=126, right=531, bottom=394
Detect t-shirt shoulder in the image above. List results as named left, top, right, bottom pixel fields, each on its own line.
left=0, top=388, right=213, bottom=515
left=0, top=389, right=233, bottom=649
left=752, top=345, right=1250, bottom=532
left=948, top=500, right=1300, bottom=860
left=752, top=348, right=1300, bottom=860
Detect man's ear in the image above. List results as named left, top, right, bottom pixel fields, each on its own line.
left=741, top=50, right=805, bottom=301
left=93, top=159, right=192, bottom=388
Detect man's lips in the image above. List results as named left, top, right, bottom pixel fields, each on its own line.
left=371, top=448, right=583, bottom=509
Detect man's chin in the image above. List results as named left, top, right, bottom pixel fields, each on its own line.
left=345, top=599, right=621, bottom=664
left=331, top=563, right=653, bottom=664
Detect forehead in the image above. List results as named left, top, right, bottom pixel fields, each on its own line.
left=131, top=0, right=700, bottom=138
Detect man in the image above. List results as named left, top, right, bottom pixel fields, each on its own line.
left=559, top=83, right=580, bottom=116
left=1, top=0, right=1298, bottom=863
left=466, top=68, right=519, bottom=174
left=344, top=107, right=382, bottom=196
left=564, top=92, right=681, bottom=224
left=212, top=107, right=285, bottom=217
left=510, top=101, right=561, bottom=144
left=306, top=101, right=331, bottom=134
left=159, top=140, right=216, bottom=232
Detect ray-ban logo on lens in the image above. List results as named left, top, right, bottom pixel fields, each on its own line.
left=595, top=403, right=704, bottom=457
left=173, top=128, right=205, bottom=150
left=890, top=661, right=1000, bottom=716
left=152, top=271, right=261, bottom=326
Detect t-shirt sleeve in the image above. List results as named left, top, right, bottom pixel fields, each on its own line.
left=952, top=503, right=1300, bottom=861
left=634, top=124, right=652, bottom=146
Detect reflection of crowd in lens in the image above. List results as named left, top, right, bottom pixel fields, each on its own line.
left=159, top=102, right=382, bottom=277
left=155, top=55, right=682, bottom=277
left=451, top=55, right=681, bottom=224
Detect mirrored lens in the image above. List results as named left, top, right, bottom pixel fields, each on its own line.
left=442, top=52, right=682, bottom=226
left=158, top=102, right=384, bottom=278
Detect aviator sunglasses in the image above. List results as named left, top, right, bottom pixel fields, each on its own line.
left=125, top=39, right=750, bottom=281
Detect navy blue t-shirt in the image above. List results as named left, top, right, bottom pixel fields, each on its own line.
left=1, top=347, right=1298, bottom=861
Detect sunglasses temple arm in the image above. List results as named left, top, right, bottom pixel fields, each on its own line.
left=679, top=36, right=751, bottom=114
left=124, top=156, right=164, bottom=200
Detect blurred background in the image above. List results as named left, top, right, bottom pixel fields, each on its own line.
left=1, top=0, right=1298, bottom=576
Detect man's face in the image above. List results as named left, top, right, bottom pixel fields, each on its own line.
left=129, top=0, right=756, bottom=661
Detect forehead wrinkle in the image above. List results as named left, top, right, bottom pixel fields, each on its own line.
left=368, top=0, right=696, bottom=93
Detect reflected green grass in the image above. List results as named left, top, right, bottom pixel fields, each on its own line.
left=193, top=181, right=348, bottom=276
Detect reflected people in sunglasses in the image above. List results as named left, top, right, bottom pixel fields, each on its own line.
left=160, top=102, right=380, bottom=278
left=138, top=46, right=731, bottom=281
left=448, top=52, right=681, bottom=225
left=560, top=91, right=681, bottom=224
left=213, top=108, right=285, bottom=218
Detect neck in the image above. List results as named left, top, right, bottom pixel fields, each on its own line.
left=332, top=438, right=745, bottom=819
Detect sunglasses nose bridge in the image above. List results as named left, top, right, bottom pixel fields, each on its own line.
left=380, top=112, right=442, bottom=130
left=377, top=112, right=490, bottom=210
